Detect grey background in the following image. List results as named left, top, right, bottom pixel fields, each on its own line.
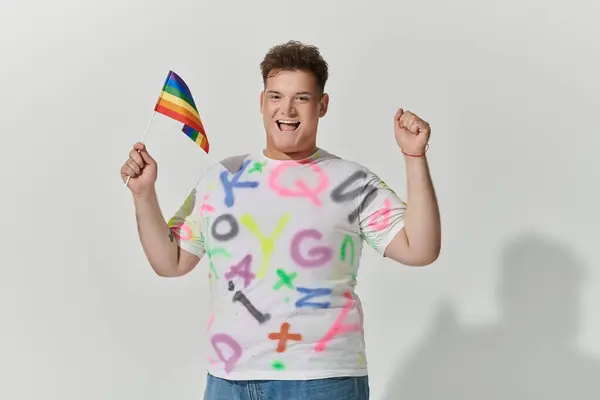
left=1, top=0, right=598, bottom=399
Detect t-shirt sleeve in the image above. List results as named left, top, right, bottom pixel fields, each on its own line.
left=167, top=181, right=206, bottom=259
left=358, top=169, right=407, bottom=256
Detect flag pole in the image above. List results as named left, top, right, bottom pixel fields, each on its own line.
left=124, top=108, right=157, bottom=187
left=124, top=71, right=171, bottom=188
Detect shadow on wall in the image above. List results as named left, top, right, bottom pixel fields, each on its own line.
left=382, top=232, right=600, bottom=399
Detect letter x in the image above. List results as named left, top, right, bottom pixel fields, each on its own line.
left=273, top=268, right=297, bottom=290
left=248, top=161, right=267, bottom=174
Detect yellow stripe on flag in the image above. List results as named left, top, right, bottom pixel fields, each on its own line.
left=160, top=91, right=201, bottom=120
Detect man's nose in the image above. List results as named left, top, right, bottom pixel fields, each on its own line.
left=280, top=101, right=298, bottom=117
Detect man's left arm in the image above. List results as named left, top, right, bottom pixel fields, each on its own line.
left=384, top=108, right=441, bottom=266
left=357, top=108, right=441, bottom=266
left=384, top=153, right=441, bottom=266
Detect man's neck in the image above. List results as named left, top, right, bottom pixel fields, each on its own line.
left=263, top=145, right=318, bottom=161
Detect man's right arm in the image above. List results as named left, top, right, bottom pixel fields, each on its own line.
left=133, top=189, right=200, bottom=277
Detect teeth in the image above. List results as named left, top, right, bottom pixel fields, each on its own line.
left=278, top=120, right=299, bottom=124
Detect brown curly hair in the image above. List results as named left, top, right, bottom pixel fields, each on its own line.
left=260, top=40, right=329, bottom=95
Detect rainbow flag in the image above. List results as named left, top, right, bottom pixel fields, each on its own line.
left=154, top=70, right=209, bottom=153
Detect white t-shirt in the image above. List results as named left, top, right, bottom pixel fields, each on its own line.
left=167, top=148, right=407, bottom=380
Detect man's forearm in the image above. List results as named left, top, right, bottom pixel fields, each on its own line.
left=403, top=155, right=441, bottom=261
left=133, top=189, right=180, bottom=275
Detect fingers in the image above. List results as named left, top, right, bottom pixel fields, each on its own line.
left=120, top=163, right=137, bottom=179
left=133, top=142, right=145, bottom=151
left=394, top=108, right=404, bottom=121
left=121, top=143, right=153, bottom=179
left=398, top=110, right=414, bottom=132
left=129, top=148, right=144, bottom=167
left=398, top=110, right=429, bottom=135
left=409, top=117, right=420, bottom=135
left=139, top=147, right=156, bottom=166
left=131, top=142, right=156, bottom=166
left=419, top=120, right=430, bottom=135
left=126, top=158, right=142, bottom=175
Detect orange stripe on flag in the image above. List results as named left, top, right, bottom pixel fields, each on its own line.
left=198, top=134, right=209, bottom=152
left=157, top=98, right=203, bottom=128
left=155, top=103, right=206, bottom=134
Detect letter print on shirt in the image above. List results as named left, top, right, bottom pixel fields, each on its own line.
left=219, top=159, right=260, bottom=208
left=330, top=169, right=380, bottom=224
left=268, top=322, right=303, bottom=353
left=225, top=254, right=255, bottom=288
left=229, top=280, right=271, bottom=324
left=211, top=213, right=240, bottom=241
left=211, top=333, right=243, bottom=374
left=295, top=287, right=332, bottom=309
left=367, top=198, right=392, bottom=231
left=315, top=291, right=362, bottom=352
left=339, top=234, right=357, bottom=281
left=290, top=229, right=334, bottom=268
left=248, top=161, right=268, bottom=174
left=273, top=268, right=297, bottom=291
left=204, top=215, right=231, bottom=280
left=268, top=161, right=329, bottom=206
left=240, top=213, right=292, bottom=278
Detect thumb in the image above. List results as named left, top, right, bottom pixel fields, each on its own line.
left=139, top=148, right=156, bottom=166
left=394, top=108, right=404, bottom=121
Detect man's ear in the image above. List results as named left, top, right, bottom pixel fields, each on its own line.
left=259, top=90, right=264, bottom=113
left=319, top=93, right=329, bottom=117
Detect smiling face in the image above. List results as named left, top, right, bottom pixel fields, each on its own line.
left=260, top=69, right=329, bottom=160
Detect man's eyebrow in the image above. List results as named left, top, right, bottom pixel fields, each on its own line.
left=265, top=90, right=313, bottom=96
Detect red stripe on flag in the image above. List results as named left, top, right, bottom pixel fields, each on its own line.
left=155, top=104, right=206, bottom=134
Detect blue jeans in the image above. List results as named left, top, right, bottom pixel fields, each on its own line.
left=203, top=373, right=370, bottom=400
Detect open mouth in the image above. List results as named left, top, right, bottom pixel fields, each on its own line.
left=276, top=119, right=300, bottom=132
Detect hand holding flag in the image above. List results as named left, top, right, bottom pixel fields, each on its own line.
left=120, top=142, right=158, bottom=194
left=123, top=71, right=210, bottom=188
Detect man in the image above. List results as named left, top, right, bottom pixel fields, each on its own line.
left=120, top=40, right=441, bottom=400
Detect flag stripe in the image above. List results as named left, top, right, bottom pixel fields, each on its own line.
left=182, top=124, right=199, bottom=141
left=162, top=84, right=197, bottom=110
left=164, top=71, right=196, bottom=106
left=155, top=104, right=205, bottom=133
left=159, top=91, right=201, bottom=120
left=156, top=98, right=204, bottom=132
left=199, top=136, right=209, bottom=152
left=183, top=125, right=209, bottom=153
left=154, top=71, right=210, bottom=154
